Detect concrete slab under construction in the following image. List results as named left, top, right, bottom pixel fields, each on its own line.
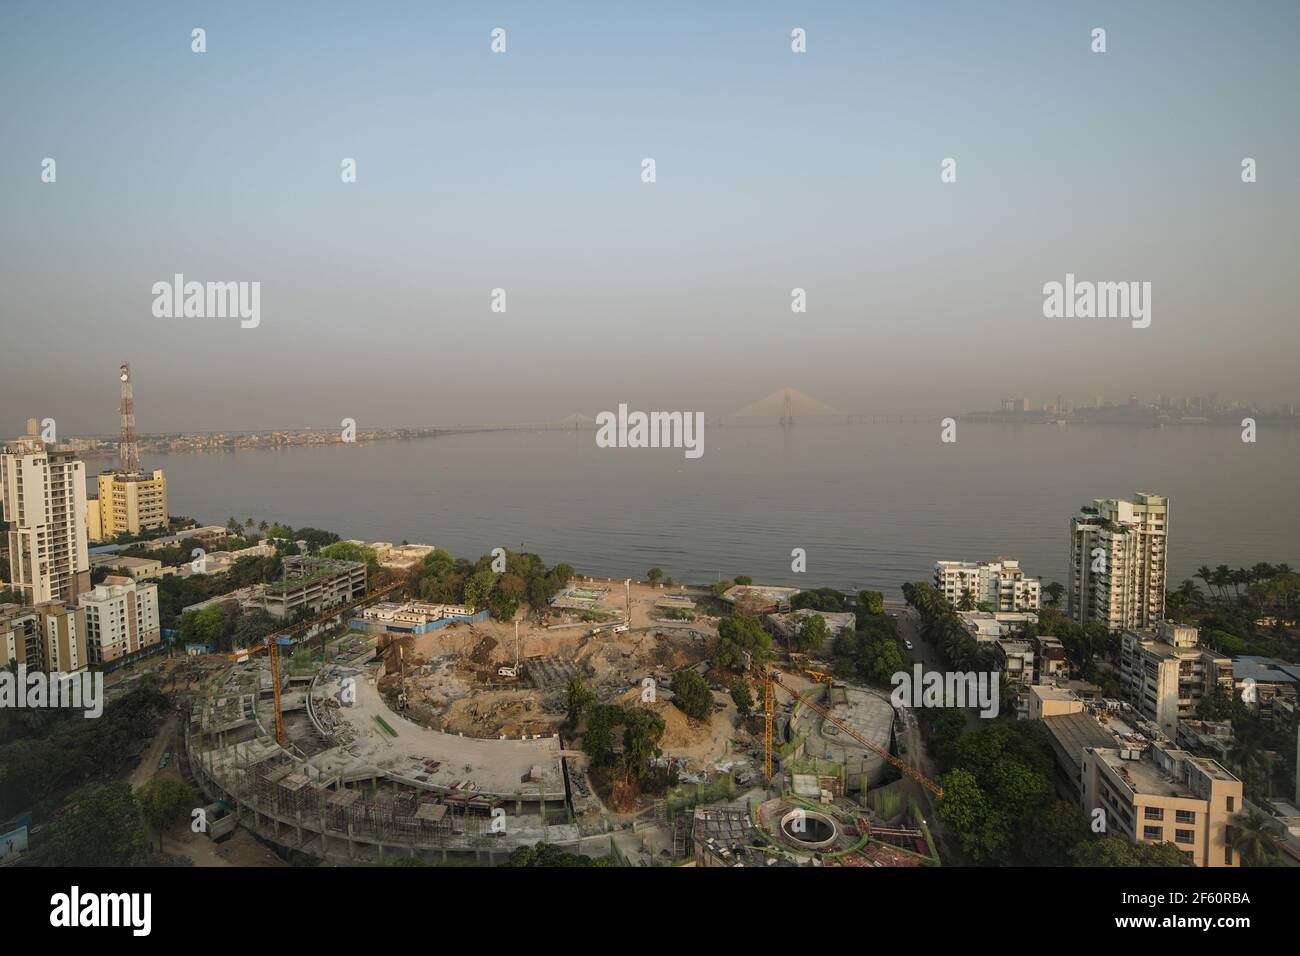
left=312, top=664, right=567, bottom=802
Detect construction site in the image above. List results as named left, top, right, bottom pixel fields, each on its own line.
left=182, top=575, right=942, bottom=867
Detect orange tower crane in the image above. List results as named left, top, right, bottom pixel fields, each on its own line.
left=760, top=666, right=943, bottom=798
left=224, top=580, right=404, bottom=745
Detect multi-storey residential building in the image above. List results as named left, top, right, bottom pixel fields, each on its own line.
left=1080, top=741, right=1243, bottom=867
left=1, top=601, right=89, bottom=673
left=0, top=427, right=91, bottom=604
left=88, top=468, right=169, bottom=541
left=934, top=558, right=1040, bottom=611
left=259, top=555, right=366, bottom=620
left=1069, top=493, right=1168, bottom=631
left=1119, top=622, right=1232, bottom=738
left=1034, top=634, right=1070, bottom=681
left=80, top=577, right=161, bottom=665
left=995, top=638, right=1036, bottom=717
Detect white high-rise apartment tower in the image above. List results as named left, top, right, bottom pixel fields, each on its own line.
left=1069, top=493, right=1168, bottom=631
left=1, top=423, right=91, bottom=604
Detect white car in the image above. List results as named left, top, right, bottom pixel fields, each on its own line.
left=904, top=640, right=914, bottom=650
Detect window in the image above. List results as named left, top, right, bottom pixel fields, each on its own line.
left=1144, top=806, right=1164, bottom=821
left=1143, top=826, right=1163, bottom=841
left=1225, top=846, right=1234, bottom=865
left=1226, top=796, right=1235, bottom=812
left=1175, top=809, right=1196, bottom=825
left=1175, top=829, right=1195, bottom=845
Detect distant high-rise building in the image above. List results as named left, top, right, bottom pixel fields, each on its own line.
left=1069, top=493, right=1168, bottom=631
left=0, top=424, right=91, bottom=604
left=92, top=470, right=169, bottom=541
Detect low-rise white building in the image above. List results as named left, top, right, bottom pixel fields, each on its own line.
left=957, top=609, right=1039, bottom=642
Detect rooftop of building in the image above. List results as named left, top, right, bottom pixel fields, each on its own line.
left=1043, top=711, right=1119, bottom=770
left=721, top=584, right=801, bottom=605
left=1094, top=743, right=1239, bottom=798
left=267, top=555, right=365, bottom=591
left=1232, top=656, right=1300, bottom=684
left=1031, top=684, right=1078, bottom=702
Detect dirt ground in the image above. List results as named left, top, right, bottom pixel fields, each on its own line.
left=371, top=579, right=753, bottom=768
left=385, top=580, right=720, bottom=739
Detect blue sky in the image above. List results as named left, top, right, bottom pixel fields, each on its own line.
left=2, top=1, right=1297, bottom=431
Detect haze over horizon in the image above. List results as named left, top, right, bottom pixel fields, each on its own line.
left=3, top=1, right=1298, bottom=434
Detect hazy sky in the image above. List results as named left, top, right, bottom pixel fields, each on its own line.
left=2, top=1, right=1297, bottom=434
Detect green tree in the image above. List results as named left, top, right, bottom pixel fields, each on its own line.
left=1229, top=811, right=1282, bottom=866
left=621, top=708, right=665, bottom=782
left=1017, top=800, right=1090, bottom=866
left=138, top=777, right=198, bottom=853
left=42, top=782, right=148, bottom=866
left=1068, top=836, right=1193, bottom=867
left=730, top=682, right=754, bottom=718
left=177, top=605, right=223, bottom=649
left=1043, top=581, right=1065, bottom=608
left=646, top=567, right=663, bottom=586
left=507, top=841, right=616, bottom=867
left=856, top=590, right=885, bottom=615
left=463, top=568, right=498, bottom=610
left=710, top=614, right=772, bottom=670
left=581, top=704, right=622, bottom=768
left=320, top=540, right=379, bottom=570
left=793, top=613, right=829, bottom=653
left=564, top=676, right=595, bottom=729
left=670, top=669, right=713, bottom=721
left=936, top=768, right=1003, bottom=863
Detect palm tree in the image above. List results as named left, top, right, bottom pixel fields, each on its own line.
left=258, top=520, right=269, bottom=534
left=1234, top=568, right=1250, bottom=599
left=1228, top=812, right=1281, bottom=867
left=1044, top=581, right=1065, bottom=608
left=1214, top=565, right=1234, bottom=601
left=1196, top=566, right=1216, bottom=601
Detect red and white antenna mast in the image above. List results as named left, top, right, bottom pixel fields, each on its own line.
left=118, top=363, right=140, bottom=474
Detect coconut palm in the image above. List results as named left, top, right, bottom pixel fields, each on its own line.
left=1196, top=565, right=1216, bottom=601
left=1229, top=812, right=1281, bottom=867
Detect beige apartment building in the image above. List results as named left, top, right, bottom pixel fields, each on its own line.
left=934, top=557, right=1041, bottom=611
left=1, top=601, right=89, bottom=673
left=1069, top=493, right=1168, bottom=631
left=1080, top=741, right=1243, bottom=867
left=81, top=577, right=161, bottom=665
left=1119, top=622, right=1232, bottom=738
left=89, top=469, right=168, bottom=541
left=1, top=429, right=91, bottom=604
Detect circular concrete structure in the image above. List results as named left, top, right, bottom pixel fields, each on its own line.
left=779, top=809, right=838, bottom=850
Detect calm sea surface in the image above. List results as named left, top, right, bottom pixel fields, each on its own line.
left=82, top=423, right=1300, bottom=597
